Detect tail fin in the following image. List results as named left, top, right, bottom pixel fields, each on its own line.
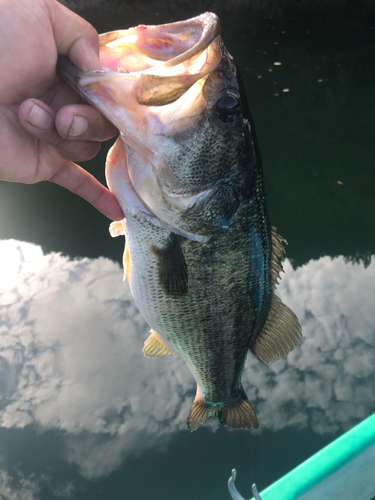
left=187, top=397, right=219, bottom=432
left=187, top=388, right=259, bottom=432
left=219, top=389, right=259, bottom=430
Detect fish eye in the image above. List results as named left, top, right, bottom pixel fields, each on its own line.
left=215, top=95, right=241, bottom=125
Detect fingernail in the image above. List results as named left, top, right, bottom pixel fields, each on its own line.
left=81, top=48, right=102, bottom=71
left=27, top=104, right=53, bottom=130
left=71, top=39, right=102, bottom=72
left=69, top=115, right=88, bottom=137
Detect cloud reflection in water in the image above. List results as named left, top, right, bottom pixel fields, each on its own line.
left=0, top=240, right=374, bottom=479
left=0, top=469, right=40, bottom=500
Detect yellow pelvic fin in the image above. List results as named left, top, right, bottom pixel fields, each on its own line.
left=251, top=294, right=302, bottom=366
left=143, top=330, right=174, bottom=358
left=123, top=244, right=131, bottom=282
left=109, top=220, right=125, bottom=238
left=271, top=225, right=287, bottom=290
left=109, top=221, right=129, bottom=281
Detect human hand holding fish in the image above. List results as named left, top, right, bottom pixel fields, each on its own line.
left=0, top=0, right=123, bottom=221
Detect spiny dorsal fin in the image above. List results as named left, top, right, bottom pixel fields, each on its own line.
left=109, top=220, right=125, bottom=238
left=271, top=225, right=287, bottom=290
left=143, top=330, right=174, bottom=358
left=251, top=294, right=302, bottom=366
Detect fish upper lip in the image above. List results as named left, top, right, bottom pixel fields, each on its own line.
left=98, top=12, right=221, bottom=70
left=57, top=12, right=221, bottom=86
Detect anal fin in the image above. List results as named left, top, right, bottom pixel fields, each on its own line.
left=251, top=294, right=302, bottom=366
left=143, top=330, right=174, bottom=358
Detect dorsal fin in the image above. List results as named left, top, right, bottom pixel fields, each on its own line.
left=143, top=330, right=174, bottom=357
left=250, top=294, right=302, bottom=366
left=270, top=225, right=287, bottom=290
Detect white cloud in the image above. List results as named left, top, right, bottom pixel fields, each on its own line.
left=0, top=466, right=75, bottom=500
left=1, top=240, right=374, bottom=478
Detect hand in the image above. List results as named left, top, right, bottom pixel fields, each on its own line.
left=0, top=0, right=124, bottom=220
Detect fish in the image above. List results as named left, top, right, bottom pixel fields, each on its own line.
left=57, top=12, right=302, bottom=432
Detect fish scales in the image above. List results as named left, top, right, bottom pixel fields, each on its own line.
left=57, top=12, right=302, bottom=431
left=124, top=167, right=270, bottom=400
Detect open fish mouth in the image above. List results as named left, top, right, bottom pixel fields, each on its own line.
left=57, top=12, right=221, bottom=112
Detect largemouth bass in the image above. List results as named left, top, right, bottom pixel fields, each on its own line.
left=58, top=12, right=302, bottom=431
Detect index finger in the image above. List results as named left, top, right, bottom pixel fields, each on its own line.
left=47, top=0, right=102, bottom=71
left=50, top=160, right=124, bottom=221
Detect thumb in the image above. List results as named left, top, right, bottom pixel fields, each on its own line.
left=48, top=0, right=102, bottom=71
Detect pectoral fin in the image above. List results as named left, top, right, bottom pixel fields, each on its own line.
left=251, top=294, right=302, bottom=366
left=143, top=330, right=174, bottom=357
left=151, top=234, right=188, bottom=298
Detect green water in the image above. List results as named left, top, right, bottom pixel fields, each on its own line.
left=0, top=6, right=374, bottom=500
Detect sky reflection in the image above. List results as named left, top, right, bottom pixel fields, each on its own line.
left=0, top=239, right=375, bottom=481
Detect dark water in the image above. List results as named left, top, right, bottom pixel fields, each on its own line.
left=0, top=5, right=375, bottom=500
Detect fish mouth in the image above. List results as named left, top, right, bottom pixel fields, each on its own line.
left=57, top=12, right=222, bottom=159
left=57, top=12, right=221, bottom=107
